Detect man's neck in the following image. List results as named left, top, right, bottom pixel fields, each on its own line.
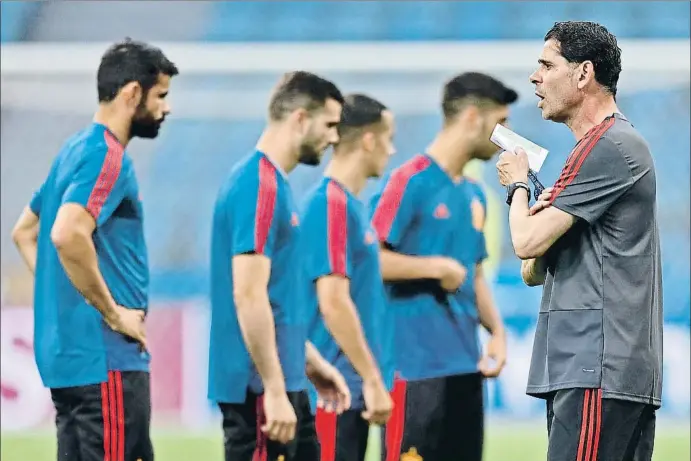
left=426, top=128, right=473, bottom=181
left=324, top=153, right=367, bottom=196
left=93, top=105, right=132, bottom=147
left=255, top=124, right=299, bottom=174
left=566, top=94, right=620, bottom=141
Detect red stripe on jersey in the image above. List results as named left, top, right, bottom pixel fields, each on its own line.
left=86, top=130, right=124, bottom=221
left=254, top=157, right=278, bottom=254
left=326, top=181, right=348, bottom=277
left=371, top=155, right=431, bottom=242
left=550, top=117, right=615, bottom=202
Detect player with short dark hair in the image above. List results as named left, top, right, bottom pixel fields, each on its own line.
left=11, top=38, right=178, bottom=461
left=208, top=71, right=350, bottom=461
left=496, top=21, right=662, bottom=461
left=371, top=72, right=516, bottom=461
left=305, top=94, right=396, bottom=461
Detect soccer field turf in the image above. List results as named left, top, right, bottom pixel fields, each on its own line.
left=2, top=423, right=689, bottom=461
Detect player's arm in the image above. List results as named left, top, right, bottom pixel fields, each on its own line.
left=13, top=184, right=46, bottom=274
left=51, top=145, right=128, bottom=322
left=233, top=253, right=285, bottom=392
left=475, top=264, right=504, bottom=336
left=520, top=257, right=547, bottom=286
left=306, top=193, right=383, bottom=383
left=229, top=168, right=285, bottom=393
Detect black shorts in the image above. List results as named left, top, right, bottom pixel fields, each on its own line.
left=316, top=408, right=370, bottom=461
left=545, top=388, right=657, bottom=461
left=219, top=389, right=320, bottom=461
left=50, top=370, right=153, bottom=461
left=381, top=372, right=484, bottom=461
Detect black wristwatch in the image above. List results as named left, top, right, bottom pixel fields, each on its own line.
left=506, top=182, right=530, bottom=206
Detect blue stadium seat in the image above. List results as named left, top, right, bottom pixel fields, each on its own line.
left=0, top=2, right=41, bottom=42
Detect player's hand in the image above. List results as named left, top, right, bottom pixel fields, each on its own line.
left=361, top=377, right=393, bottom=425
left=529, top=186, right=555, bottom=215
left=308, top=360, right=351, bottom=415
left=496, top=147, right=530, bottom=186
left=478, top=332, right=507, bottom=378
left=432, top=257, right=467, bottom=292
left=261, top=390, right=297, bottom=444
left=105, top=306, right=147, bottom=350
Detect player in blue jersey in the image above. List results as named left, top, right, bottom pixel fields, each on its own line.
left=302, top=94, right=396, bottom=461
left=208, top=71, right=351, bottom=461
left=370, top=73, right=517, bottom=461
left=11, top=39, right=178, bottom=461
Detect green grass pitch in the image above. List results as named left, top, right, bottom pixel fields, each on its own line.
left=2, top=422, right=688, bottom=461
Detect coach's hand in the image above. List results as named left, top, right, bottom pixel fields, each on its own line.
left=362, top=377, right=393, bottom=425
left=478, top=333, right=507, bottom=378
left=106, top=306, right=147, bottom=350
left=262, top=390, right=298, bottom=444
left=496, top=147, right=529, bottom=186
left=433, top=257, right=467, bottom=292
left=309, top=360, right=351, bottom=415
left=529, top=187, right=554, bottom=215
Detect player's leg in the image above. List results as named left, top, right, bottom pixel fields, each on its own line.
left=118, top=371, right=154, bottom=461
left=51, top=387, right=82, bottom=461
left=316, top=407, right=369, bottom=461
left=219, top=390, right=260, bottom=461
left=380, top=376, right=446, bottom=461
left=441, top=372, right=485, bottom=461
left=629, top=405, right=656, bottom=461
left=335, top=410, right=369, bottom=461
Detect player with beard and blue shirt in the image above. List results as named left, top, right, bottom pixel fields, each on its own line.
left=303, top=94, right=396, bottom=461
left=208, top=71, right=350, bottom=461
left=370, top=73, right=517, bottom=461
left=11, top=39, right=178, bottom=461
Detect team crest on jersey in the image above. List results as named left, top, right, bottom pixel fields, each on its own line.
left=291, top=212, right=300, bottom=227
left=433, top=203, right=450, bottom=219
left=471, top=197, right=485, bottom=231
left=401, top=447, right=423, bottom=461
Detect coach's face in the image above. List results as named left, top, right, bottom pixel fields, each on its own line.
left=298, top=98, right=342, bottom=166
left=530, top=39, right=582, bottom=123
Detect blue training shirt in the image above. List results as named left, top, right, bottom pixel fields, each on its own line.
left=370, top=154, right=487, bottom=381
left=302, top=178, right=395, bottom=411
left=32, top=122, right=150, bottom=389
left=208, top=150, right=308, bottom=404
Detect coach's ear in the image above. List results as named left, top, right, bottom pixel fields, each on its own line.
left=577, top=60, right=596, bottom=90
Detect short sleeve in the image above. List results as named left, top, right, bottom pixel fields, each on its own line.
left=229, top=157, right=279, bottom=258
left=62, top=140, right=128, bottom=227
left=550, top=136, right=634, bottom=225
left=370, top=174, right=416, bottom=248
left=469, top=184, right=489, bottom=264
left=29, top=182, right=45, bottom=216
left=302, top=183, right=352, bottom=281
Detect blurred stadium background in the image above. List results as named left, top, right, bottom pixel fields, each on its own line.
left=1, top=1, right=689, bottom=460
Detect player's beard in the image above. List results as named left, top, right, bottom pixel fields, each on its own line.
left=297, top=141, right=323, bottom=166
left=130, top=101, right=165, bottom=139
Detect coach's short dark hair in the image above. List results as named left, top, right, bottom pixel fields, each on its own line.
left=545, top=21, right=622, bottom=97
left=337, top=93, right=388, bottom=144
left=442, top=72, right=518, bottom=121
left=268, top=71, right=344, bottom=121
left=97, top=38, right=179, bottom=103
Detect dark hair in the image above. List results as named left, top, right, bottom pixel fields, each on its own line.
left=545, top=21, right=622, bottom=97
left=337, top=93, right=388, bottom=141
left=97, top=38, right=179, bottom=103
left=268, top=71, right=344, bottom=121
left=442, top=72, right=518, bottom=120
